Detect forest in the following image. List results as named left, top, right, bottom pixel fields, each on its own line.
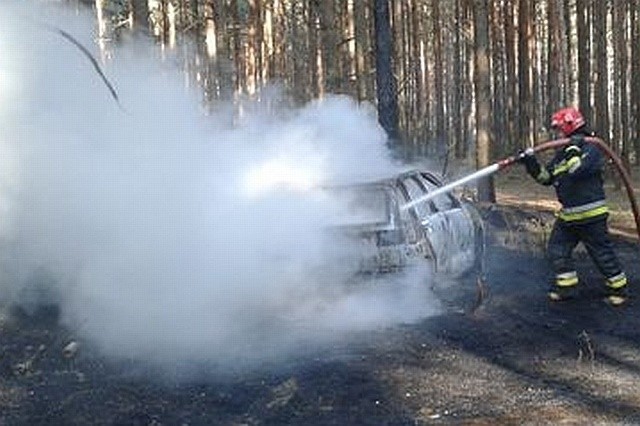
left=3, top=3, right=640, bottom=424
left=75, top=0, right=640, bottom=174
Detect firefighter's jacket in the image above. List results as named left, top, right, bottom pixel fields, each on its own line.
left=525, top=138, right=608, bottom=223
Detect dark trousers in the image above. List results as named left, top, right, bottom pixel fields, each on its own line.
left=547, top=215, right=623, bottom=280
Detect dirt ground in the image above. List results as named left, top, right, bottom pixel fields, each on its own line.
left=1, top=177, right=640, bottom=425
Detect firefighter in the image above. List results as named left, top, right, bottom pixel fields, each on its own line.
left=518, top=107, right=628, bottom=306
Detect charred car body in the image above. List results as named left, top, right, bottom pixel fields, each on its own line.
left=330, top=170, right=484, bottom=276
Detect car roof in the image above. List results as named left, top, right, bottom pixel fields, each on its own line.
left=325, top=170, right=444, bottom=190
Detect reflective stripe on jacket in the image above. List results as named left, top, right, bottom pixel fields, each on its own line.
left=535, top=135, right=608, bottom=223
left=556, top=200, right=609, bottom=222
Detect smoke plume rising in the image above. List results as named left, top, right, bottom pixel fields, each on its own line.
left=0, top=1, right=440, bottom=375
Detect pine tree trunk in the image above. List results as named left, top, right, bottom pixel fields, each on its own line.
left=130, top=0, right=150, bottom=35
left=631, top=0, right=640, bottom=164
left=453, top=0, right=464, bottom=159
left=592, top=0, right=609, bottom=139
left=504, top=0, right=517, bottom=147
left=374, top=0, right=400, bottom=142
left=613, top=0, right=629, bottom=162
left=308, top=1, right=322, bottom=98
left=432, top=0, right=445, bottom=147
left=490, top=1, right=506, bottom=155
left=319, top=0, right=338, bottom=93
left=473, top=0, right=496, bottom=203
left=576, top=0, right=592, bottom=121
left=548, top=0, right=563, bottom=111
left=517, top=0, right=533, bottom=146
left=354, top=0, right=372, bottom=101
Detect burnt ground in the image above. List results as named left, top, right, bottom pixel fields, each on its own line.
left=1, top=205, right=640, bottom=425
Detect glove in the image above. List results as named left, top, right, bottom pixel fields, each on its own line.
left=516, top=148, right=541, bottom=178
left=516, top=147, right=533, bottom=163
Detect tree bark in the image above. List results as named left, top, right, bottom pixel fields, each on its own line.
left=592, top=0, right=609, bottom=139
left=632, top=0, right=640, bottom=163
left=547, top=0, right=563, bottom=112
left=308, top=1, right=322, bottom=98
left=576, top=0, right=592, bottom=121
left=432, top=0, right=445, bottom=146
left=319, top=0, right=339, bottom=93
left=354, top=0, right=372, bottom=101
left=490, top=0, right=506, bottom=155
left=374, top=0, right=400, bottom=143
left=472, top=0, right=495, bottom=203
left=613, top=0, right=628, bottom=160
left=503, top=0, right=517, bottom=147
left=517, top=0, right=533, bottom=146
left=453, top=0, right=464, bottom=158
left=130, top=0, right=150, bottom=35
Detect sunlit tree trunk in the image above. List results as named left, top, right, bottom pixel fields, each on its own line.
left=261, top=0, right=273, bottom=82
left=473, top=0, right=495, bottom=203
left=452, top=0, right=462, bottom=158
left=592, top=0, right=609, bottom=139
left=210, top=0, right=235, bottom=102
left=308, top=1, right=323, bottom=98
left=613, top=0, right=629, bottom=161
left=272, top=0, right=286, bottom=79
left=548, top=0, right=563, bottom=112
left=204, top=1, right=218, bottom=59
left=342, top=0, right=356, bottom=97
left=202, top=0, right=218, bottom=104
left=410, top=0, right=425, bottom=155
left=95, top=0, right=110, bottom=62
left=432, top=0, right=445, bottom=148
left=419, top=1, right=432, bottom=154
left=246, top=0, right=260, bottom=95
left=490, top=0, right=506, bottom=155
left=576, top=0, right=592, bottom=121
left=354, top=0, right=371, bottom=101
left=531, top=1, right=542, bottom=136
left=503, top=0, right=517, bottom=146
left=518, top=0, right=533, bottom=146
left=564, top=0, right=577, bottom=105
left=462, top=0, right=474, bottom=160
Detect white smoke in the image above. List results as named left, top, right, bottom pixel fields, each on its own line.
left=0, top=1, right=440, bottom=374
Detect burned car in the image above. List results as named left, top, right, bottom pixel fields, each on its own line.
left=330, top=170, right=484, bottom=276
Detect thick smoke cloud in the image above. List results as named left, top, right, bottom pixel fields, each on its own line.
left=0, top=1, right=440, bottom=375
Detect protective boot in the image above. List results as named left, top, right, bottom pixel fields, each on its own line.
left=548, top=285, right=577, bottom=302
left=548, top=271, right=578, bottom=302
left=604, top=272, right=628, bottom=306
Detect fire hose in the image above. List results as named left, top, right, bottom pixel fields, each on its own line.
left=403, top=137, right=639, bottom=244
left=466, top=136, right=639, bottom=314
left=498, top=136, right=640, bottom=242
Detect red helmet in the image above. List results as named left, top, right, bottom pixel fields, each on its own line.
left=550, top=107, right=585, bottom=136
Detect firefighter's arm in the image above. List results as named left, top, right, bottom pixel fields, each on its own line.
left=518, top=148, right=554, bottom=186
